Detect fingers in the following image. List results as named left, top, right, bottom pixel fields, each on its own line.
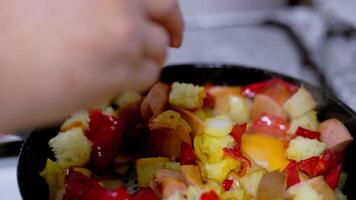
left=143, top=22, right=169, bottom=66
left=127, top=59, right=160, bottom=92
left=143, top=0, right=184, bottom=48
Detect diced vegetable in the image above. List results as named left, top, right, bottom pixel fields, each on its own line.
left=222, top=178, right=234, bottom=191
left=283, top=161, right=300, bottom=188
left=49, top=128, right=92, bottom=168
left=283, top=87, right=316, bottom=119
left=223, top=146, right=251, bottom=176
left=198, top=134, right=235, bottom=163
left=208, top=86, right=241, bottom=115
left=200, top=190, right=219, bottom=200
left=229, top=123, right=247, bottom=148
left=86, top=109, right=123, bottom=169
left=325, top=164, right=342, bottom=190
left=63, top=170, right=130, bottom=200
left=239, top=169, right=266, bottom=196
left=221, top=188, right=246, bottom=200
left=292, top=127, right=320, bottom=140
left=287, top=110, right=319, bottom=135
left=287, top=136, right=326, bottom=162
left=241, top=79, right=297, bottom=98
left=60, top=111, right=90, bottom=132
left=180, top=142, right=197, bottom=165
left=228, top=95, right=251, bottom=123
left=241, top=134, right=289, bottom=171
left=204, top=116, right=234, bottom=137
left=169, top=82, right=206, bottom=110
left=251, top=113, right=289, bottom=137
left=40, top=159, right=65, bottom=200
left=132, top=188, right=159, bottom=200
left=202, top=158, right=240, bottom=182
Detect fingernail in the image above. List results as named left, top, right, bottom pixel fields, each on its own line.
left=171, top=37, right=182, bottom=48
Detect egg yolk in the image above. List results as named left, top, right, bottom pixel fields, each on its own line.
left=241, top=134, right=289, bottom=171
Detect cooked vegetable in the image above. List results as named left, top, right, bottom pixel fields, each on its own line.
left=240, top=169, right=266, bottom=196
left=49, top=128, right=92, bottom=168
left=201, top=158, right=240, bottom=182
left=287, top=110, right=319, bottom=135
left=286, top=136, right=326, bottom=162
left=283, top=87, right=316, bottom=119
left=40, top=159, right=65, bottom=200
left=41, top=79, right=352, bottom=200
left=169, top=82, right=206, bottom=110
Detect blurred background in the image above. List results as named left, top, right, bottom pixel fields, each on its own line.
left=1, top=0, right=356, bottom=198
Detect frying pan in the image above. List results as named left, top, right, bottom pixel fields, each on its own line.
left=17, top=64, right=356, bottom=199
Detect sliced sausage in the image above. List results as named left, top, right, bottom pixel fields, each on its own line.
left=250, top=94, right=287, bottom=121
left=181, top=165, right=203, bottom=186
left=150, top=169, right=187, bottom=199
left=320, top=118, right=354, bottom=152
left=141, top=82, right=170, bottom=122
left=174, top=108, right=204, bottom=138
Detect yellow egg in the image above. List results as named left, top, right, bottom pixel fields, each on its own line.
left=241, top=134, right=289, bottom=171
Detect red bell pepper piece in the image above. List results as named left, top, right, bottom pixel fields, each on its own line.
left=251, top=113, right=289, bottom=137
left=283, top=161, right=300, bottom=188
left=63, top=169, right=130, bottom=200
left=324, top=164, right=342, bottom=190
left=132, top=188, right=159, bottom=200
left=200, top=190, right=219, bottom=200
left=203, top=92, right=215, bottom=108
left=241, top=79, right=297, bottom=98
left=292, top=127, right=320, bottom=140
left=180, top=142, right=197, bottom=165
left=224, top=145, right=251, bottom=176
left=298, top=150, right=342, bottom=177
left=230, top=123, right=247, bottom=149
left=86, top=109, right=124, bottom=169
left=222, top=178, right=234, bottom=191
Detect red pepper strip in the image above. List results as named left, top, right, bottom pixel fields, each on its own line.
left=180, top=142, right=197, bottom=165
left=222, top=178, right=234, bottom=191
left=282, top=161, right=300, bottom=188
left=224, top=146, right=251, bottom=176
left=200, top=190, right=219, bottom=200
left=230, top=123, right=247, bottom=148
left=63, top=169, right=130, bottom=200
left=325, top=164, right=343, bottom=190
left=251, top=113, right=289, bottom=137
left=241, top=79, right=298, bottom=98
left=299, top=150, right=342, bottom=177
left=292, top=127, right=320, bottom=140
left=132, top=188, right=159, bottom=200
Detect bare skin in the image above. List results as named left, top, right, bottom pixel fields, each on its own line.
left=0, top=0, right=184, bottom=132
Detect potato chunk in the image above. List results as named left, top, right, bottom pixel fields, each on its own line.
left=283, top=87, right=316, bottom=119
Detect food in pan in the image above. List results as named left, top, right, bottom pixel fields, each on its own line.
left=40, top=79, right=353, bottom=200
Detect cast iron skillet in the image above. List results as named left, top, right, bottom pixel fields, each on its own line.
left=17, top=64, right=356, bottom=200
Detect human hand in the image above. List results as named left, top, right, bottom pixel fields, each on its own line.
left=0, top=0, right=184, bottom=131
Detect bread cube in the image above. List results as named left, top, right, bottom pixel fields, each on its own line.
left=169, top=82, right=206, bottom=110
left=283, top=87, right=316, bottom=119
left=286, top=136, right=326, bottom=162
